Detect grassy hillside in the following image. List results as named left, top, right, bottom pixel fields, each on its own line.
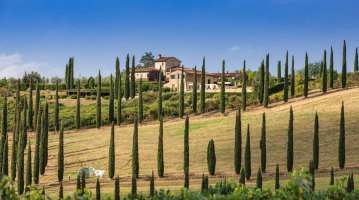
left=6, top=86, right=359, bottom=198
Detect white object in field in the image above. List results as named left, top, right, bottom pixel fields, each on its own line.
left=94, top=170, right=105, bottom=178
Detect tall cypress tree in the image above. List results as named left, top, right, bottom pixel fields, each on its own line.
left=0, top=90, right=7, bottom=175
left=117, top=75, right=122, bottom=126
left=200, top=57, right=206, bottom=114
left=260, top=112, right=266, bottom=173
left=239, top=166, right=245, bottom=185
left=82, top=170, right=86, bottom=191
left=287, top=106, right=294, bottom=172
left=131, top=55, right=136, bottom=99
left=313, top=111, right=319, bottom=169
left=115, top=57, right=120, bottom=100
left=319, top=60, right=323, bottom=78
left=245, top=124, right=251, bottom=180
left=11, top=87, right=17, bottom=180
left=115, top=176, right=120, bottom=200
left=158, top=67, right=162, bottom=119
left=25, top=140, right=32, bottom=193
left=108, top=122, right=115, bottom=179
left=76, top=175, right=81, bottom=191
left=2, top=134, right=8, bottom=176
left=96, top=70, right=101, bottom=128
left=11, top=119, right=16, bottom=180
left=184, top=115, right=189, bottom=187
left=291, top=55, right=295, bottom=97
left=323, top=50, right=328, bottom=93
left=284, top=51, right=289, bottom=102
left=277, top=61, right=281, bottom=83
left=275, top=164, right=280, bottom=189
left=150, top=171, right=154, bottom=196
left=131, top=175, right=137, bottom=198
left=259, top=60, right=265, bottom=104
left=179, top=66, right=185, bottom=118
left=330, top=167, right=334, bottom=185
left=256, top=167, right=262, bottom=190
left=355, top=47, right=358, bottom=72
left=263, top=54, right=270, bottom=107
left=304, top=52, right=309, bottom=97
left=28, top=76, right=33, bottom=129
left=138, top=78, right=143, bottom=123
left=34, top=108, right=41, bottom=184
left=65, top=64, right=68, bottom=89
left=96, top=178, right=100, bottom=200
left=234, top=108, right=241, bottom=174
left=40, top=112, right=46, bottom=175
left=192, top=66, right=197, bottom=113
left=132, top=117, right=139, bottom=178
left=55, top=80, right=59, bottom=132
left=76, top=80, right=81, bottom=129
left=207, top=139, right=216, bottom=175
left=339, top=101, right=345, bottom=169
left=242, top=60, right=247, bottom=111
left=44, top=101, right=48, bottom=167
left=157, top=116, right=164, bottom=177
left=125, top=54, right=130, bottom=100
left=58, top=122, right=64, bottom=182
left=330, top=46, right=334, bottom=89
left=309, top=159, right=315, bottom=191
left=59, top=181, right=64, bottom=199
left=17, top=130, right=24, bottom=194
left=342, top=40, right=347, bottom=89
left=34, top=81, right=40, bottom=129
left=15, top=79, right=20, bottom=146
left=109, top=74, right=114, bottom=123
left=220, top=60, right=226, bottom=113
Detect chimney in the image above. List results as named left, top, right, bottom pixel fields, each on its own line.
left=227, top=71, right=228, bottom=74
left=158, top=54, right=162, bottom=59
left=192, top=68, right=194, bottom=71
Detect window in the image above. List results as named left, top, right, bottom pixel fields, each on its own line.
left=140, top=74, right=143, bottom=78
left=172, top=84, right=175, bottom=88
left=179, top=75, right=185, bottom=78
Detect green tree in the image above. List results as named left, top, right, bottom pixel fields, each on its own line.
left=96, top=70, right=101, bottom=128
left=242, top=60, right=247, bottom=111
left=150, top=171, right=154, bottom=196
left=117, top=75, right=122, bottom=126
left=82, top=170, right=86, bottom=191
left=259, top=60, right=265, bottom=104
left=330, top=167, right=334, bottom=185
left=239, top=166, right=245, bottom=185
left=158, top=116, right=164, bottom=177
left=125, top=54, right=130, bottom=100
left=158, top=67, right=163, bottom=119
left=179, top=66, right=185, bottom=118
left=277, top=61, right=281, bottom=83
left=207, top=139, right=216, bottom=175
left=109, top=74, right=114, bottom=123
left=40, top=112, right=46, bottom=175
left=11, top=120, right=16, bottom=180
left=132, top=117, right=139, bottom=178
left=284, top=51, right=289, bottom=102
left=260, top=113, right=266, bottom=173
left=263, top=54, right=270, bottom=107
left=245, top=124, right=251, bottom=180
left=291, top=56, right=295, bottom=97
left=339, top=101, right=345, bottom=169
left=139, top=52, right=155, bottom=68
left=355, top=47, right=358, bottom=72
left=131, top=55, right=136, bottom=99
left=115, top=57, right=120, bottom=100
left=304, top=52, right=309, bottom=97
left=319, top=60, right=323, bottom=78
left=342, top=40, right=347, bottom=89
left=58, top=122, right=64, bottom=182
left=2, top=135, right=8, bottom=176
left=192, top=66, right=197, bottom=113
left=115, top=176, right=120, bottom=200
left=256, top=167, right=262, bottom=190
left=96, top=178, right=100, bottom=200
left=44, top=102, right=48, bottom=167
left=34, top=108, right=41, bottom=184
left=309, top=159, right=315, bottom=191
left=76, top=80, right=81, bottom=129
left=131, top=175, right=137, bottom=197
left=234, top=108, right=242, bottom=174
left=65, top=64, right=68, bottom=89
left=138, top=78, right=143, bottom=123
left=313, top=111, right=319, bottom=169
left=184, top=115, right=189, bottom=188
left=28, top=76, right=33, bottom=129
left=200, top=57, right=206, bottom=114
left=55, top=80, right=59, bottom=132
left=330, top=46, right=334, bottom=88
left=287, top=106, right=294, bottom=172
left=59, top=181, right=64, bottom=199
left=17, top=134, right=24, bottom=194
left=25, top=140, right=32, bottom=193
left=34, top=81, right=40, bottom=130
left=275, top=164, right=280, bottom=189
left=0, top=90, right=7, bottom=176
left=220, top=60, right=226, bottom=113
left=77, top=175, right=81, bottom=191
left=108, top=122, right=115, bottom=179
left=323, top=50, right=328, bottom=93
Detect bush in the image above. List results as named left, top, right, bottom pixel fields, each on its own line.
left=85, top=96, right=91, bottom=100
left=152, top=85, right=159, bottom=92
left=90, top=95, right=96, bottom=100
left=46, top=95, right=53, bottom=100
left=58, top=94, right=68, bottom=99
left=104, top=96, right=109, bottom=100
left=70, top=94, right=77, bottom=99
left=163, top=87, right=170, bottom=93
left=40, top=94, right=45, bottom=98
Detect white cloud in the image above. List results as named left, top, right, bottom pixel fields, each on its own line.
left=0, top=53, right=51, bottom=79
left=230, top=45, right=242, bottom=51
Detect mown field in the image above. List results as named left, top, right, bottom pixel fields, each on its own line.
left=6, top=86, right=359, bottom=199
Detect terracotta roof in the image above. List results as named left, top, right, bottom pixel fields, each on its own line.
left=186, top=70, right=214, bottom=76
left=135, top=67, right=155, bottom=72
left=154, top=57, right=175, bottom=62
left=168, top=67, right=214, bottom=75
left=212, top=72, right=241, bottom=77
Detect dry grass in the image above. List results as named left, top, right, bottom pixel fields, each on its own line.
left=7, top=86, right=359, bottom=198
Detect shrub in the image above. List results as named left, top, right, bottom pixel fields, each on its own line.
left=46, top=95, right=53, bottom=100
left=40, top=94, right=45, bottom=98
left=152, top=85, right=159, bottom=92
left=70, top=94, right=77, bottom=99
left=104, top=96, right=109, bottom=100
left=90, top=95, right=96, bottom=100
left=85, top=96, right=91, bottom=100
left=58, top=94, right=67, bottom=99
left=163, top=87, right=170, bottom=93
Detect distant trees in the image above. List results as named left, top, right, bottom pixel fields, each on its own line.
left=200, top=57, right=206, bottom=114
left=258, top=60, right=264, bottom=104
left=263, top=54, right=270, bottom=107
left=117, top=74, right=122, bottom=126
left=76, top=80, right=81, bottom=129
left=125, top=54, right=130, bottom=100
left=139, top=52, right=155, bottom=68
left=304, top=52, right=309, bottom=97
left=291, top=56, right=295, bottom=97
left=158, top=68, right=163, bottom=119
left=65, top=57, right=74, bottom=89
left=277, top=61, right=281, bottom=83
left=148, top=70, right=165, bottom=82
left=242, top=60, right=247, bottom=111
left=55, top=81, right=60, bottom=132
left=339, top=101, right=345, bottom=169
left=115, top=57, right=120, bottom=100
left=96, top=70, right=101, bottom=128
left=287, top=106, right=294, bottom=172
left=355, top=47, right=358, bottom=72
left=342, top=40, right=347, bottom=89
left=322, top=50, right=327, bottom=93
left=138, top=78, right=143, bottom=123
left=109, top=75, right=114, bottom=123
left=330, top=47, right=334, bottom=89
left=284, top=51, right=289, bottom=102
left=28, top=76, right=33, bottom=129
left=131, top=55, right=136, bottom=99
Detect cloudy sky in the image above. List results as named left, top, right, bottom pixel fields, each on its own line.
left=0, top=0, right=358, bottom=79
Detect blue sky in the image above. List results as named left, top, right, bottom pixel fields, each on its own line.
left=0, top=0, right=358, bottom=79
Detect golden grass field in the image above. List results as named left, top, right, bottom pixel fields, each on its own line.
left=8, top=86, right=359, bottom=198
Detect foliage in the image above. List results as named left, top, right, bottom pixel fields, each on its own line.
left=184, top=115, right=189, bottom=189
left=339, top=101, right=345, bottom=168
left=58, top=123, right=64, bottom=182
left=157, top=116, right=164, bottom=177
left=148, top=70, right=165, bottom=82
left=125, top=54, right=130, bottom=100
left=291, top=55, right=295, bottom=97
left=96, top=70, right=101, bottom=128
left=139, top=52, right=155, bottom=68
left=313, top=112, right=319, bottom=169
left=234, top=108, right=241, bottom=174
left=323, top=50, right=328, bottom=92
left=108, top=122, right=115, bottom=179
left=308, top=61, right=321, bottom=78
left=263, top=54, right=269, bottom=107
left=275, top=164, right=280, bottom=189
left=287, top=106, right=294, bottom=172
left=260, top=113, right=266, bottom=173
left=342, top=40, right=347, bottom=89
left=245, top=124, right=251, bottom=180
left=221, top=60, right=226, bottom=113
left=284, top=51, right=289, bottom=102
left=200, top=57, right=205, bottom=114
left=192, top=66, right=197, bottom=113
left=179, top=66, right=185, bottom=118
left=207, top=139, right=216, bottom=175
left=277, top=60, right=281, bottom=83
left=304, top=52, right=309, bottom=97
left=242, top=60, right=246, bottom=111
left=138, top=78, right=143, bottom=123
left=70, top=94, right=77, bottom=99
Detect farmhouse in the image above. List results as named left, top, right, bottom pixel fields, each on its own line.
left=154, top=54, right=182, bottom=78
left=134, top=67, right=155, bottom=81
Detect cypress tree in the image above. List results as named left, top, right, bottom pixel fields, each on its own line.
left=158, top=67, right=162, bottom=119
left=34, top=81, right=40, bottom=130
left=323, top=50, right=328, bottom=93
left=330, top=46, right=334, bottom=88
left=275, top=164, right=280, bottom=189
left=184, top=115, right=189, bottom=188
left=260, top=112, right=266, bottom=173
left=17, top=125, right=25, bottom=194
left=220, top=60, right=225, bottom=113
left=76, top=80, right=81, bottom=129
left=44, top=101, right=48, bottom=166
left=125, top=54, right=130, bottom=100
left=76, top=175, right=81, bottom=191
left=351, top=173, right=354, bottom=191
left=342, top=40, right=347, bottom=89
left=115, top=57, right=120, bottom=100
left=192, top=66, right=197, bottom=113
left=109, top=74, right=114, bottom=123
left=184, top=167, right=189, bottom=189
left=304, top=52, right=309, bottom=97
left=34, top=108, right=41, bottom=184
left=96, top=178, right=100, bottom=200
left=28, top=76, right=33, bottom=129
left=115, top=176, right=120, bottom=200
left=309, top=159, right=315, bottom=191
left=234, top=108, right=242, bottom=174
left=132, top=117, right=139, bottom=178
left=245, top=124, right=251, bottom=180
left=2, top=134, right=8, bottom=176
left=263, top=54, right=270, bottom=107
left=330, top=167, right=334, bottom=185
left=131, top=175, right=137, bottom=198
left=15, top=79, right=20, bottom=146
left=207, top=139, right=216, bottom=175
left=355, top=47, right=358, bottom=72
left=201, top=173, right=205, bottom=192
left=313, top=111, right=319, bottom=169
left=277, top=61, right=281, bottom=83
left=319, top=60, right=323, bottom=78
left=239, top=166, right=245, bottom=185
left=205, top=175, right=209, bottom=190
left=179, top=66, right=185, bottom=118
left=108, top=122, right=115, bottom=179
left=65, top=64, right=68, bottom=89
left=131, top=55, right=136, bottom=99
left=11, top=87, right=17, bottom=180
left=0, top=90, right=7, bottom=175
left=59, top=181, right=64, bottom=199
left=200, top=57, right=206, bottom=114
left=82, top=170, right=86, bottom=191
left=256, top=167, right=262, bottom=190
left=242, top=60, right=247, bottom=111
left=138, top=78, right=143, bottom=123
left=291, top=55, right=295, bottom=97
left=40, top=112, right=46, bottom=175
left=25, top=140, right=32, bottom=193
left=117, top=75, right=122, bottom=126
left=287, top=106, right=294, bottom=172
left=11, top=121, right=16, bottom=180
left=41, top=186, right=45, bottom=196
left=58, top=122, right=64, bottom=182
left=157, top=116, right=164, bottom=177
left=347, top=174, right=352, bottom=193
left=55, top=80, right=59, bottom=132
left=339, top=101, right=345, bottom=169
left=96, top=70, right=102, bottom=128
left=284, top=51, right=289, bottom=102
left=259, top=60, right=265, bottom=104
left=150, top=170, right=154, bottom=196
